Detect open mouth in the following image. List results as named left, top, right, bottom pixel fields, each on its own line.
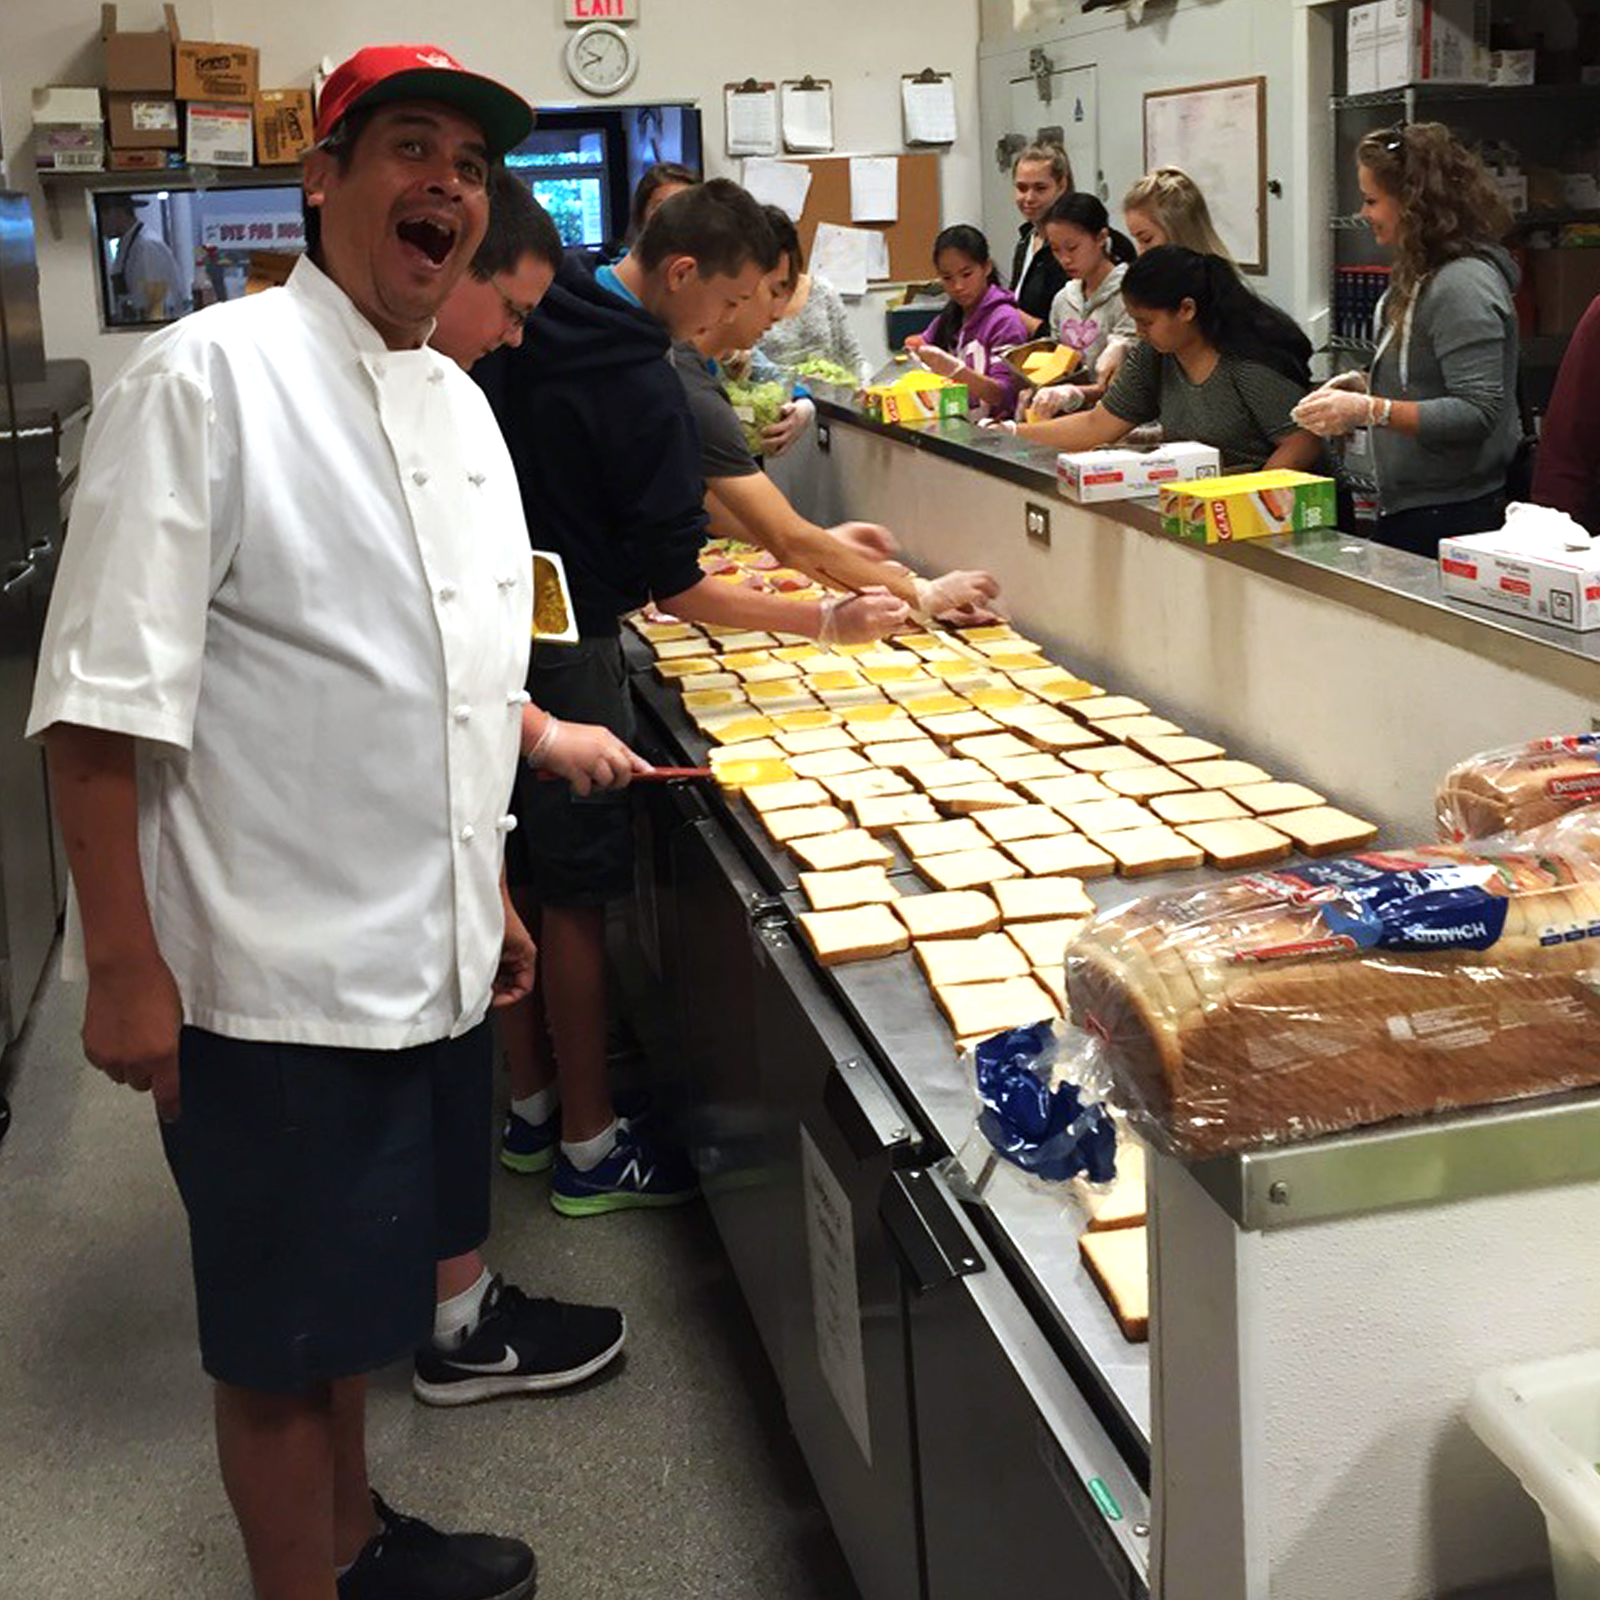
left=396, top=216, right=457, bottom=267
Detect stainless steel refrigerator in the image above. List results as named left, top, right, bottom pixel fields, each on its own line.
left=0, top=191, right=88, bottom=1049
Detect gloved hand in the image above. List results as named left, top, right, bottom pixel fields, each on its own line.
left=828, top=520, right=899, bottom=559
left=1292, top=385, right=1375, bottom=439
left=913, top=571, right=1001, bottom=623
left=819, top=587, right=911, bottom=644
left=523, top=709, right=653, bottom=797
left=913, top=343, right=965, bottom=379
left=760, top=397, right=815, bottom=457
left=1324, top=368, right=1371, bottom=394
left=977, top=417, right=1018, bottom=434
left=1030, top=384, right=1088, bottom=419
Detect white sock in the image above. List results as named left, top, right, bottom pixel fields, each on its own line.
left=561, top=1119, right=620, bottom=1172
left=511, top=1086, right=559, bottom=1125
left=432, top=1267, right=493, bottom=1351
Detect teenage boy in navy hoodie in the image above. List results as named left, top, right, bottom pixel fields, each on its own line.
left=483, top=179, right=907, bottom=1214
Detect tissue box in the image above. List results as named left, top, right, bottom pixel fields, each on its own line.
left=1057, top=442, right=1221, bottom=503
left=862, top=376, right=968, bottom=426
left=1159, top=470, right=1337, bottom=544
left=1440, top=526, right=1600, bottom=631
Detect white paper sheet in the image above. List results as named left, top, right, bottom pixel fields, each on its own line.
left=781, top=84, right=834, bottom=153
left=810, top=222, right=871, bottom=297
left=741, top=157, right=813, bottom=222
left=902, top=76, right=958, bottom=145
left=725, top=86, right=778, bottom=157
left=849, top=156, right=899, bottom=223
left=865, top=229, right=891, bottom=281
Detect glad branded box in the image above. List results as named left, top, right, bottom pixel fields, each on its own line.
left=1159, top=470, right=1336, bottom=545
left=1057, top=441, right=1220, bottom=503
left=1439, top=522, right=1600, bottom=632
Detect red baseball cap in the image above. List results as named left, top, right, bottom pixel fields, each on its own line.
left=315, top=45, right=534, bottom=158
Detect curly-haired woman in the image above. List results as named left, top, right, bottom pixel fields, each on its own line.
left=1295, top=122, right=1520, bottom=556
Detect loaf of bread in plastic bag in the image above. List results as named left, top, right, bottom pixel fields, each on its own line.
left=1436, top=734, right=1600, bottom=841
left=1065, top=834, right=1600, bottom=1158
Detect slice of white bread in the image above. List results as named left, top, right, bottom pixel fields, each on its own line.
left=1079, top=1224, right=1149, bottom=1342
left=799, top=865, right=900, bottom=912
left=680, top=671, right=739, bottom=693
left=1007, top=916, right=1090, bottom=968
left=952, top=732, right=1038, bottom=764
left=1103, top=825, right=1206, bottom=877
left=926, top=783, right=1028, bottom=814
left=652, top=635, right=712, bottom=658
left=890, top=889, right=1001, bottom=941
left=1098, top=714, right=1182, bottom=743
left=893, top=818, right=990, bottom=858
left=993, top=875, right=1097, bottom=922
left=787, top=748, right=872, bottom=780
left=817, top=686, right=891, bottom=710
left=1074, top=695, right=1149, bottom=721
left=798, top=903, right=911, bottom=966
left=821, top=769, right=914, bottom=804
left=917, top=846, right=1025, bottom=892
left=906, top=757, right=993, bottom=792
left=1224, top=780, right=1327, bottom=815
left=915, top=932, right=1031, bottom=987
left=1006, top=834, right=1114, bottom=881
left=1062, top=798, right=1156, bottom=836
left=1147, top=789, right=1250, bottom=826
left=774, top=725, right=856, bottom=755
left=761, top=805, right=850, bottom=843
left=1134, top=733, right=1226, bottom=764
left=932, top=974, right=1056, bottom=1038
left=916, top=710, right=1001, bottom=741
left=1173, top=758, right=1271, bottom=789
left=1083, top=1141, right=1148, bottom=1233
left=1177, top=817, right=1293, bottom=869
left=743, top=778, right=831, bottom=813
left=1063, top=745, right=1158, bottom=775
left=1033, top=964, right=1069, bottom=1015
left=709, top=738, right=786, bottom=767
left=975, top=804, right=1075, bottom=844
left=865, top=738, right=946, bottom=770
left=1022, top=774, right=1113, bottom=811
left=1016, top=719, right=1106, bottom=753
left=1103, top=766, right=1197, bottom=799
left=790, top=829, right=895, bottom=873
left=852, top=794, right=942, bottom=834
left=1269, top=805, right=1380, bottom=856
left=983, top=753, right=1070, bottom=784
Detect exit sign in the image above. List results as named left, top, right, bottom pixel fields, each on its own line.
left=565, top=0, right=637, bottom=19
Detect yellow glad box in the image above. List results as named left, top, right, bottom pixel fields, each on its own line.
left=862, top=373, right=968, bottom=426
left=1158, top=469, right=1337, bottom=544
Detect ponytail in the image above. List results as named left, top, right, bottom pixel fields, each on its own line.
left=928, top=224, right=999, bottom=351
left=1120, top=245, right=1311, bottom=385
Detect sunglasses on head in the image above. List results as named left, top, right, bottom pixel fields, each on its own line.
left=1379, top=122, right=1408, bottom=159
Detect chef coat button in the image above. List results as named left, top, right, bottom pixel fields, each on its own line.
left=454, top=704, right=472, bottom=724
left=412, top=469, right=430, bottom=487
left=497, top=574, right=516, bottom=590
left=438, top=584, right=457, bottom=602
left=428, top=368, right=445, bottom=384
left=507, top=690, right=531, bottom=706
left=468, top=471, right=486, bottom=487
left=497, top=814, right=517, bottom=834
left=459, top=825, right=476, bottom=844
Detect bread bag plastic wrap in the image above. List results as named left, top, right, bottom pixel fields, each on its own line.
left=1437, top=734, right=1600, bottom=842
left=1061, top=832, right=1600, bottom=1158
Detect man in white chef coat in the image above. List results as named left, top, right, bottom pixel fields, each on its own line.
left=100, top=193, right=186, bottom=322
left=28, top=45, right=561, bottom=1600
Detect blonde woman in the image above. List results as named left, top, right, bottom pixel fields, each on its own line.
left=1123, top=166, right=1236, bottom=263
left=1010, top=142, right=1075, bottom=329
left=1295, top=122, right=1518, bottom=555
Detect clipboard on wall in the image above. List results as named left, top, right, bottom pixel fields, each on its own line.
left=780, top=76, right=834, bottom=153
left=724, top=79, right=778, bottom=157
left=901, top=68, right=957, bottom=147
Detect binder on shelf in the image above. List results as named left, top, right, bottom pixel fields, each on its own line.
left=901, top=68, right=957, bottom=146
left=780, top=76, right=834, bottom=153
left=724, top=78, right=778, bottom=157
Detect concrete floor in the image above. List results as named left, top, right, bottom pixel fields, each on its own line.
left=0, top=963, right=861, bottom=1600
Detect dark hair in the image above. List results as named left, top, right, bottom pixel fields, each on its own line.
left=301, top=105, right=377, bottom=263
left=626, top=161, right=700, bottom=245
left=635, top=177, right=774, bottom=280
left=1120, top=245, right=1312, bottom=385
left=471, top=169, right=562, bottom=277
left=759, top=203, right=803, bottom=286
left=928, top=224, right=1000, bottom=351
left=1041, top=192, right=1136, bottom=267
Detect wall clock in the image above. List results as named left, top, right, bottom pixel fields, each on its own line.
left=564, top=23, right=638, bottom=97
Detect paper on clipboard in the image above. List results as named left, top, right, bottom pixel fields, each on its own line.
left=741, top=157, right=813, bottom=222
left=781, top=82, right=834, bottom=152
left=902, top=75, right=957, bottom=145
left=849, top=157, right=898, bottom=222
left=865, top=230, right=890, bottom=281
left=725, top=85, right=778, bottom=156
left=811, top=222, right=871, bottom=297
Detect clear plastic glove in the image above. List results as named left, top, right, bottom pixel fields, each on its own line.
left=1030, top=384, right=1088, bottom=419
left=523, top=709, right=653, bottom=797
left=819, top=587, right=911, bottom=645
left=1292, top=385, right=1374, bottom=439
left=977, top=417, right=1018, bottom=434
left=1324, top=368, right=1371, bottom=394
left=829, top=520, right=898, bottom=560
left=914, top=343, right=964, bottom=379
left=913, top=570, right=1002, bottom=624
left=760, top=397, right=815, bottom=458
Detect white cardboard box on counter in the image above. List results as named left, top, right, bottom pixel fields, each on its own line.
left=1440, top=528, right=1600, bottom=632
left=1056, top=441, right=1221, bottom=504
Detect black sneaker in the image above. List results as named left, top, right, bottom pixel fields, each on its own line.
left=412, top=1276, right=626, bottom=1407
left=338, top=1492, right=535, bottom=1600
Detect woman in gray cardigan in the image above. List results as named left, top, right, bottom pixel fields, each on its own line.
left=1296, top=123, right=1519, bottom=557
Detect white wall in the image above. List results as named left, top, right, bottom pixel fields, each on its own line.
left=2, top=0, right=983, bottom=395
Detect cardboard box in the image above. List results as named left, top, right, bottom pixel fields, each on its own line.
left=102, top=3, right=178, bottom=92
left=106, top=91, right=181, bottom=149
left=176, top=41, right=260, bottom=104
left=255, top=89, right=314, bottom=165
left=862, top=377, right=968, bottom=426
left=1372, top=0, right=1488, bottom=89
left=1490, top=48, right=1537, bottom=86
left=35, top=127, right=105, bottom=171
left=1440, top=531, right=1600, bottom=631
left=1057, top=442, right=1221, bottom=504
left=186, top=102, right=254, bottom=167
left=1003, top=337, right=1082, bottom=389
left=1347, top=2, right=1380, bottom=96
left=1158, top=470, right=1337, bottom=545
left=109, top=146, right=173, bottom=170
left=1530, top=249, right=1600, bottom=337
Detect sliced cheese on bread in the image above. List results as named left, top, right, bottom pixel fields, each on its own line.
left=798, top=903, right=910, bottom=966
left=790, top=829, right=895, bottom=873
left=1270, top=805, right=1380, bottom=855
left=975, top=804, right=1074, bottom=844
left=1079, top=1225, right=1149, bottom=1342
left=712, top=757, right=795, bottom=791
left=993, top=875, right=1097, bottom=922
left=1103, top=825, right=1206, bottom=876
left=1177, top=817, right=1293, bottom=869
left=708, top=714, right=781, bottom=745
left=933, top=974, right=1056, bottom=1038
left=852, top=794, right=942, bottom=833
left=771, top=708, right=844, bottom=732
left=799, top=865, right=900, bottom=912
left=1147, top=789, right=1250, bottom=826
left=1006, top=916, right=1090, bottom=968
left=915, top=932, right=1030, bottom=987
left=916, top=846, right=1025, bottom=892
left=894, top=818, right=991, bottom=858
left=1224, top=780, right=1327, bottom=815
left=890, top=889, right=1001, bottom=941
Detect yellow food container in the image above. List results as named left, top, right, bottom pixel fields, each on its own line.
left=1158, top=469, right=1337, bottom=544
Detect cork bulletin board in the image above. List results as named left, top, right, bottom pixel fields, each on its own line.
left=790, top=150, right=943, bottom=283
